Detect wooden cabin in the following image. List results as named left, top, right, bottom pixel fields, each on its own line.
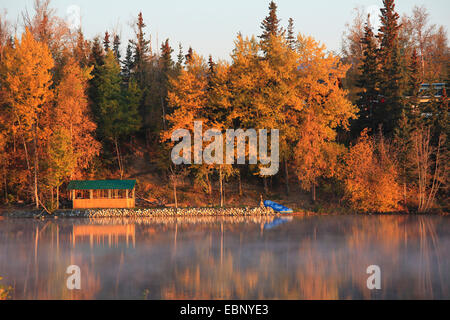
left=67, top=180, right=136, bottom=209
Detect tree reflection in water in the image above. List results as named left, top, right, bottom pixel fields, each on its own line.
left=0, top=215, right=448, bottom=299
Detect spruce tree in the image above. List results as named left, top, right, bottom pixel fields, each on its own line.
left=113, top=34, right=121, bottom=60
left=160, top=39, right=174, bottom=75
left=103, top=31, right=110, bottom=51
left=408, top=49, right=421, bottom=98
left=185, top=46, right=193, bottom=64
left=376, top=0, right=404, bottom=135
left=286, top=17, right=295, bottom=49
left=130, top=12, right=151, bottom=86
left=122, top=43, right=134, bottom=84
left=406, top=48, right=422, bottom=126
left=207, top=55, right=216, bottom=89
left=260, top=1, right=281, bottom=42
left=423, top=86, right=449, bottom=146
left=88, top=37, right=105, bottom=123
left=393, top=110, right=414, bottom=206
left=97, top=51, right=142, bottom=178
left=159, top=39, right=174, bottom=130
left=129, top=12, right=152, bottom=139
left=176, top=43, right=184, bottom=72
left=355, top=16, right=379, bottom=134
left=89, top=37, right=104, bottom=66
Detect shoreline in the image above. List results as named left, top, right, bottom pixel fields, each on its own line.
left=1, top=207, right=280, bottom=219
left=1, top=206, right=447, bottom=219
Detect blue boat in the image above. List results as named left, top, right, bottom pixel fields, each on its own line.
left=264, top=200, right=294, bottom=214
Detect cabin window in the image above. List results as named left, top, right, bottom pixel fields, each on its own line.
left=95, top=189, right=109, bottom=199
left=76, top=190, right=90, bottom=199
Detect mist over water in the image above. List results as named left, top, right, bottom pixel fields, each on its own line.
left=0, top=215, right=448, bottom=299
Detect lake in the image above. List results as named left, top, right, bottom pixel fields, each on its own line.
left=0, top=214, right=448, bottom=299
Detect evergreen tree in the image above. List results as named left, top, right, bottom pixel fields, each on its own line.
left=113, top=34, right=121, bottom=60
left=355, top=16, right=379, bottom=134
left=393, top=110, right=415, bottom=207
left=286, top=17, right=295, bottom=49
left=406, top=48, right=422, bottom=126
left=103, top=31, right=110, bottom=51
left=408, top=49, right=422, bottom=98
left=129, top=12, right=152, bottom=140
left=88, top=37, right=105, bottom=123
left=185, top=46, right=193, bottom=64
left=97, top=51, right=141, bottom=178
left=89, top=37, right=104, bottom=66
left=161, top=39, right=174, bottom=76
left=159, top=39, right=175, bottom=130
left=376, top=0, right=404, bottom=135
left=176, top=43, right=184, bottom=72
left=423, top=86, right=449, bottom=146
left=97, top=50, right=123, bottom=142
left=260, top=1, right=282, bottom=42
left=130, top=12, right=151, bottom=85
left=122, top=43, right=134, bottom=84
left=207, top=55, right=216, bottom=89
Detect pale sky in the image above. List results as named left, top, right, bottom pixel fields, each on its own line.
left=1, top=0, right=449, bottom=60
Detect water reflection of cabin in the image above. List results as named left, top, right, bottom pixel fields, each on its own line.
left=72, top=225, right=136, bottom=248
left=67, top=180, right=136, bottom=209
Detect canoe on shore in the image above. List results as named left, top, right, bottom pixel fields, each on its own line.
left=264, top=200, right=294, bottom=214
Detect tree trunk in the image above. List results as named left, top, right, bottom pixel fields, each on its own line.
left=311, top=184, right=316, bottom=203
left=173, top=176, right=178, bottom=209
left=284, top=159, right=290, bottom=195
left=33, top=123, right=38, bottom=209
left=403, top=182, right=407, bottom=207
left=56, top=185, right=60, bottom=209
left=114, top=138, right=124, bottom=179
left=219, top=166, right=223, bottom=207
left=263, top=177, right=268, bottom=195
left=12, top=130, right=16, bottom=152
left=238, top=171, right=243, bottom=196
left=160, top=94, right=166, bottom=131
left=3, top=172, right=7, bottom=203
left=206, top=174, right=212, bottom=195
left=20, top=135, right=32, bottom=202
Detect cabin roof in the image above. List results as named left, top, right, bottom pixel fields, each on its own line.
left=67, top=180, right=136, bottom=190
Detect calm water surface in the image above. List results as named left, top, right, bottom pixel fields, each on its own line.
left=0, top=215, right=448, bottom=299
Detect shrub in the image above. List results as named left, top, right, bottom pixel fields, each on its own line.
left=340, top=130, right=402, bottom=212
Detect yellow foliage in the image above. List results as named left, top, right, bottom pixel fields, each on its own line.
left=164, top=51, right=208, bottom=141
left=1, top=27, right=54, bottom=136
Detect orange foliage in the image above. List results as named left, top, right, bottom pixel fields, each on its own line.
left=54, top=57, right=100, bottom=177
left=341, top=130, right=402, bottom=212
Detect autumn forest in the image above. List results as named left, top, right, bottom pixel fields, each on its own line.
left=0, top=0, right=448, bottom=213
